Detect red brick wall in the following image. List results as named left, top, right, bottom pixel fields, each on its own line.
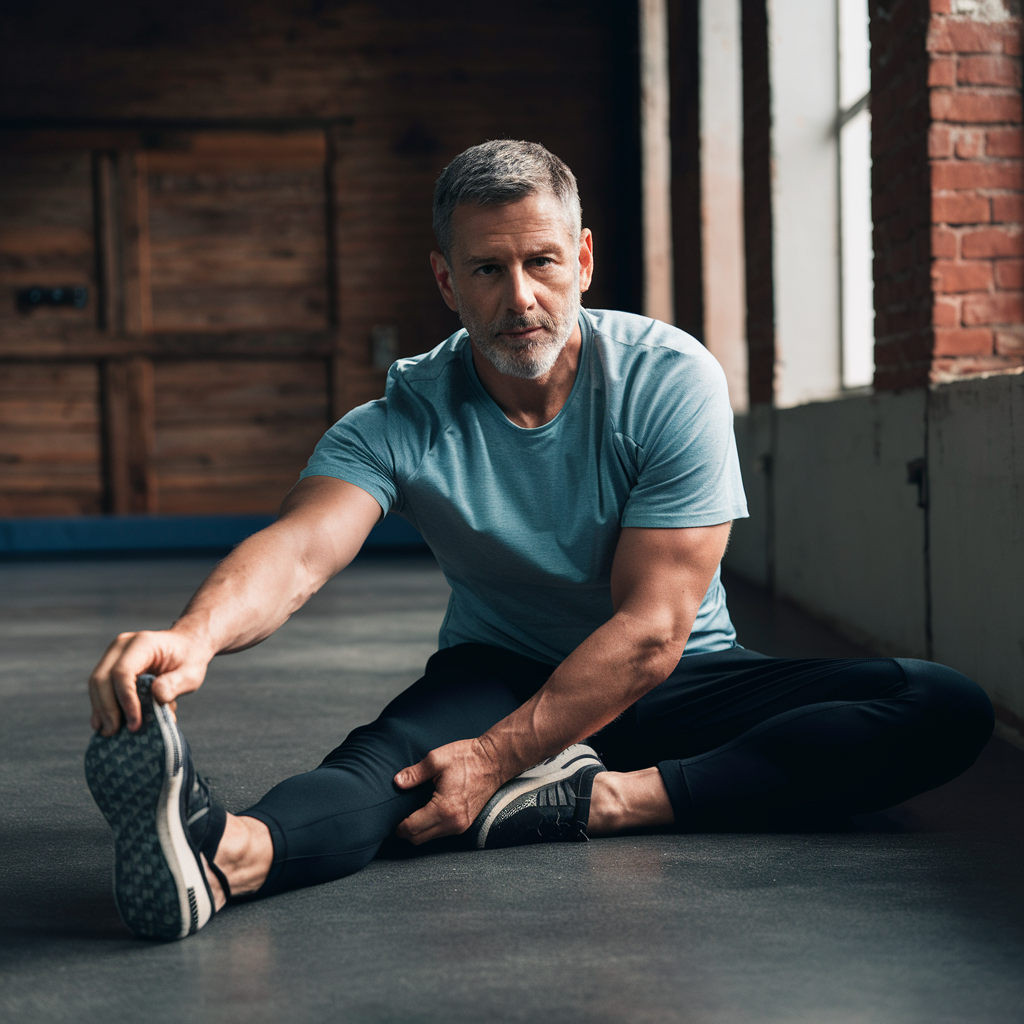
left=871, top=0, right=1023, bottom=390
left=927, top=3, right=1024, bottom=380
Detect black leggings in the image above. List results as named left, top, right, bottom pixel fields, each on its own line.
left=243, top=643, right=994, bottom=897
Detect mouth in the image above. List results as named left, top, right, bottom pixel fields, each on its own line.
left=496, top=326, right=547, bottom=344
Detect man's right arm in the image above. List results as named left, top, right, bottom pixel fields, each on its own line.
left=88, top=476, right=382, bottom=736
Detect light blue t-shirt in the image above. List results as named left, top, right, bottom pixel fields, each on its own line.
left=301, top=308, right=748, bottom=664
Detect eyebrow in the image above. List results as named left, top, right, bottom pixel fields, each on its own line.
left=462, top=246, right=565, bottom=266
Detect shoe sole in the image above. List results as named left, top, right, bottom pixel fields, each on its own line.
left=469, top=745, right=604, bottom=850
left=84, top=680, right=212, bottom=940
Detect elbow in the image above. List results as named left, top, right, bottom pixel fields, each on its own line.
left=629, top=622, right=689, bottom=689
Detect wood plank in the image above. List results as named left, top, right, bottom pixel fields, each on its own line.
left=144, top=143, right=328, bottom=332
left=0, top=492, right=104, bottom=516
left=0, top=153, right=95, bottom=329
left=0, top=325, right=335, bottom=358
left=150, top=357, right=328, bottom=512
left=117, top=151, right=153, bottom=334
left=0, top=359, right=103, bottom=515
left=330, top=361, right=386, bottom=421
left=102, top=356, right=157, bottom=513
left=92, top=152, right=122, bottom=333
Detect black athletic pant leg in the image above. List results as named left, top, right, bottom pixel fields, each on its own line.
left=243, top=645, right=552, bottom=896
left=593, top=648, right=995, bottom=825
left=242, top=643, right=993, bottom=898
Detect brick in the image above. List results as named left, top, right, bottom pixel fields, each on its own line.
left=986, top=127, right=1024, bottom=157
left=932, top=225, right=959, bottom=257
left=933, top=259, right=993, bottom=291
left=995, top=327, right=1024, bottom=353
left=934, top=327, right=994, bottom=354
left=932, top=354, right=1024, bottom=380
left=995, top=258, right=1024, bottom=288
left=961, top=226, right=1024, bottom=258
left=929, top=56, right=956, bottom=87
left=957, top=55, right=1022, bottom=87
left=932, top=161, right=1024, bottom=189
left=954, top=130, right=983, bottom=158
left=932, top=192, right=990, bottom=223
left=927, top=19, right=955, bottom=54
left=992, top=195, right=1024, bottom=222
left=962, top=290, right=1024, bottom=324
left=933, top=297, right=960, bottom=326
left=930, top=90, right=1023, bottom=124
left=936, top=21, right=1017, bottom=56
left=930, top=124, right=954, bottom=157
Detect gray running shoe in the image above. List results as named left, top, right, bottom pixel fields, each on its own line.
left=468, top=743, right=606, bottom=849
left=85, top=675, right=216, bottom=940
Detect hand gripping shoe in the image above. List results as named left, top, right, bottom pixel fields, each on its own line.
left=85, top=675, right=226, bottom=940
left=467, top=743, right=606, bottom=849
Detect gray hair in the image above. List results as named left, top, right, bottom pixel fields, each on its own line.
left=432, top=140, right=582, bottom=262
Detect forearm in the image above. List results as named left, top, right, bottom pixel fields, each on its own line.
left=478, top=611, right=688, bottom=780
left=169, top=478, right=380, bottom=658
left=169, top=521, right=331, bottom=657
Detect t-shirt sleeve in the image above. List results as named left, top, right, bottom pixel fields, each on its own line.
left=299, top=398, right=400, bottom=516
left=620, top=351, right=748, bottom=528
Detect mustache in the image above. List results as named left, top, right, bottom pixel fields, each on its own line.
left=490, top=314, right=558, bottom=341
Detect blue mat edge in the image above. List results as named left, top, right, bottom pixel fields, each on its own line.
left=0, top=514, right=425, bottom=554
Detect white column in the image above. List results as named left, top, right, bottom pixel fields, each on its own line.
left=639, top=0, right=675, bottom=325
left=699, top=0, right=749, bottom=412
left=768, top=0, right=841, bottom=407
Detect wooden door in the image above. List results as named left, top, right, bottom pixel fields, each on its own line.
left=0, top=127, right=376, bottom=517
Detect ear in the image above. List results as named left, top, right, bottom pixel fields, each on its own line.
left=430, top=251, right=460, bottom=312
left=578, top=229, right=594, bottom=294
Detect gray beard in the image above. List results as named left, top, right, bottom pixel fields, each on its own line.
left=457, top=294, right=581, bottom=380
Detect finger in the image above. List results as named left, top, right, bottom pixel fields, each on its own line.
left=396, top=803, right=451, bottom=845
left=394, top=759, right=435, bottom=790
left=150, top=666, right=204, bottom=707
left=109, top=633, right=166, bottom=731
left=88, top=633, right=136, bottom=735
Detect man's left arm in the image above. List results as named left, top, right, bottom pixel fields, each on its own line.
left=394, top=521, right=732, bottom=844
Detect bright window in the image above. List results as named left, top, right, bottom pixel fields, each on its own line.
left=838, top=0, right=875, bottom=389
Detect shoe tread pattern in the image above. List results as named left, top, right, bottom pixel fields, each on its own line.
left=84, top=678, right=184, bottom=941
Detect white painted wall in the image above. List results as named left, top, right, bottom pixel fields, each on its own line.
left=772, top=390, right=928, bottom=657
left=767, top=0, right=842, bottom=407
left=930, top=374, right=1024, bottom=740
left=724, top=375, right=1024, bottom=745
left=699, top=0, right=748, bottom=412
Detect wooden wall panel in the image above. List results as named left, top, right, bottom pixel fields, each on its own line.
left=0, top=362, right=103, bottom=514
left=0, top=154, right=95, bottom=327
left=145, top=133, right=328, bottom=332
left=152, top=359, right=328, bottom=514
left=102, top=356, right=156, bottom=512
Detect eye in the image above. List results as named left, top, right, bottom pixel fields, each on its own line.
left=531, top=257, right=554, bottom=267
left=474, top=264, right=501, bottom=276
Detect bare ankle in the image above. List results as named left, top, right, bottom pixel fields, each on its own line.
left=205, top=813, right=273, bottom=910
left=588, top=772, right=630, bottom=835
left=588, top=768, right=674, bottom=837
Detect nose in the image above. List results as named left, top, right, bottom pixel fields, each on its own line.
left=503, top=265, right=536, bottom=315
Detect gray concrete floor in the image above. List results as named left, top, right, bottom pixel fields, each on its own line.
left=1, top=556, right=1022, bottom=1024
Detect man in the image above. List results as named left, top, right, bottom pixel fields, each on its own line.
left=85, top=140, right=993, bottom=942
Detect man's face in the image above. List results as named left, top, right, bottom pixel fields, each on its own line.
left=430, top=192, right=593, bottom=380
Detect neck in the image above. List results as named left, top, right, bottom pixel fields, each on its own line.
left=470, top=323, right=583, bottom=429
